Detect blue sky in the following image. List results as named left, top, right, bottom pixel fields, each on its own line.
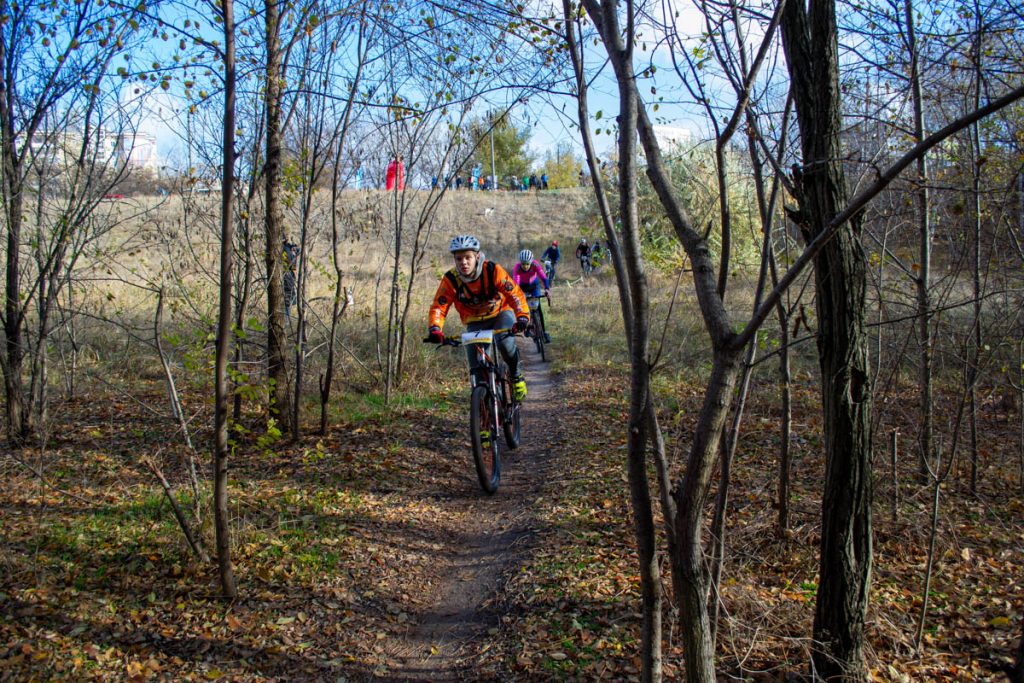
left=138, top=0, right=721, bottom=173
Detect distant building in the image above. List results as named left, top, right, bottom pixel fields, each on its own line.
left=26, top=128, right=159, bottom=172
left=119, top=132, right=159, bottom=171
left=651, top=126, right=696, bottom=152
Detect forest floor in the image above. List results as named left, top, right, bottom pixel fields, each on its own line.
left=3, top=326, right=1024, bottom=681
left=0, top=336, right=605, bottom=682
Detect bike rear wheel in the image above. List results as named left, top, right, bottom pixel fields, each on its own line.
left=470, top=384, right=500, bottom=493
left=502, top=376, right=521, bottom=449
left=533, top=315, right=546, bottom=362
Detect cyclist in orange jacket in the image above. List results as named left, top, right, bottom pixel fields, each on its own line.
left=428, top=235, right=531, bottom=399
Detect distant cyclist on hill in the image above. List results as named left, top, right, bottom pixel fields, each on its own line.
left=512, top=249, right=551, bottom=343
left=575, top=238, right=591, bottom=274
left=428, top=235, right=530, bottom=400
left=541, top=240, right=560, bottom=283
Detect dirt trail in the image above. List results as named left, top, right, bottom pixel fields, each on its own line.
left=379, top=341, right=563, bottom=681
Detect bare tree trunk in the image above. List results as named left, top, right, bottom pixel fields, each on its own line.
left=578, top=4, right=662, bottom=679
left=891, top=430, right=900, bottom=522
left=321, top=146, right=347, bottom=435
left=566, top=15, right=677, bottom=671
left=776, top=311, right=793, bottom=534
left=614, top=30, right=661, bottom=683
left=144, top=456, right=210, bottom=563
left=1019, top=341, right=1024, bottom=491
left=709, top=339, right=757, bottom=640
left=63, top=285, right=78, bottom=399
left=916, top=376, right=969, bottom=652
left=768, top=215, right=796, bottom=537
left=32, top=171, right=49, bottom=434
left=154, top=287, right=201, bottom=518
left=264, top=0, right=290, bottom=424
left=395, top=217, right=433, bottom=384
left=233, top=202, right=254, bottom=422
left=575, top=3, right=1024, bottom=681
left=746, top=96, right=794, bottom=539
left=384, top=185, right=404, bottom=403
left=292, top=201, right=310, bottom=441
left=968, top=7, right=984, bottom=494
left=317, top=11, right=368, bottom=429
left=213, top=0, right=239, bottom=599
left=710, top=198, right=779, bottom=634
left=0, top=36, right=30, bottom=443
left=915, top=455, right=945, bottom=652
left=904, top=0, right=934, bottom=481
left=781, top=0, right=873, bottom=678
left=760, top=145, right=796, bottom=539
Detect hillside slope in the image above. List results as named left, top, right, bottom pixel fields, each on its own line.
left=419, top=188, right=595, bottom=264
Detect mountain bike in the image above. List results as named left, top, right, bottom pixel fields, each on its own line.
left=426, top=328, right=521, bottom=493
left=526, top=294, right=551, bottom=362
left=579, top=254, right=592, bottom=276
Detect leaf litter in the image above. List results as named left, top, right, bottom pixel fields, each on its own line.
left=2, top=361, right=1023, bottom=681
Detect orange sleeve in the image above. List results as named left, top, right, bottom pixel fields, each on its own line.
left=429, top=274, right=457, bottom=330
left=493, top=263, right=529, bottom=319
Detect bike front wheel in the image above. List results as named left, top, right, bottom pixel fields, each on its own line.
left=470, top=385, right=501, bottom=493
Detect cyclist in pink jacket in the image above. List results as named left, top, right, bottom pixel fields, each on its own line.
left=512, top=249, right=551, bottom=343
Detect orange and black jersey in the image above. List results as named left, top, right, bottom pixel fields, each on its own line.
left=429, top=260, right=529, bottom=329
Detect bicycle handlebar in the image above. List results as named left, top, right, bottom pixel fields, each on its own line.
left=423, top=327, right=518, bottom=348
left=423, top=334, right=461, bottom=347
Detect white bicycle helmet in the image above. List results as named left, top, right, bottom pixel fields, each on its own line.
left=518, top=249, right=533, bottom=265
left=449, top=234, right=481, bottom=252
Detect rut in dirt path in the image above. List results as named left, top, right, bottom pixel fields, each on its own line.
left=380, top=342, right=565, bottom=682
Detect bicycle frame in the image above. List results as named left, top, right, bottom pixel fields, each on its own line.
left=424, top=327, right=521, bottom=493
left=459, top=328, right=521, bottom=491
left=460, top=329, right=520, bottom=432
left=461, top=329, right=503, bottom=396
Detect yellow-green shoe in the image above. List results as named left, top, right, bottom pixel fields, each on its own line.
left=513, top=376, right=527, bottom=400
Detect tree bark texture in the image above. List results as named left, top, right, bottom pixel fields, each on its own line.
left=264, top=0, right=290, bottom=423
left=214, top=0, right=239, bottom=599
left=0, top=6, right=30, bottom=444
left=781, top=0, right=873, bottom=679
left=613, top=18, right=662, bottom=683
